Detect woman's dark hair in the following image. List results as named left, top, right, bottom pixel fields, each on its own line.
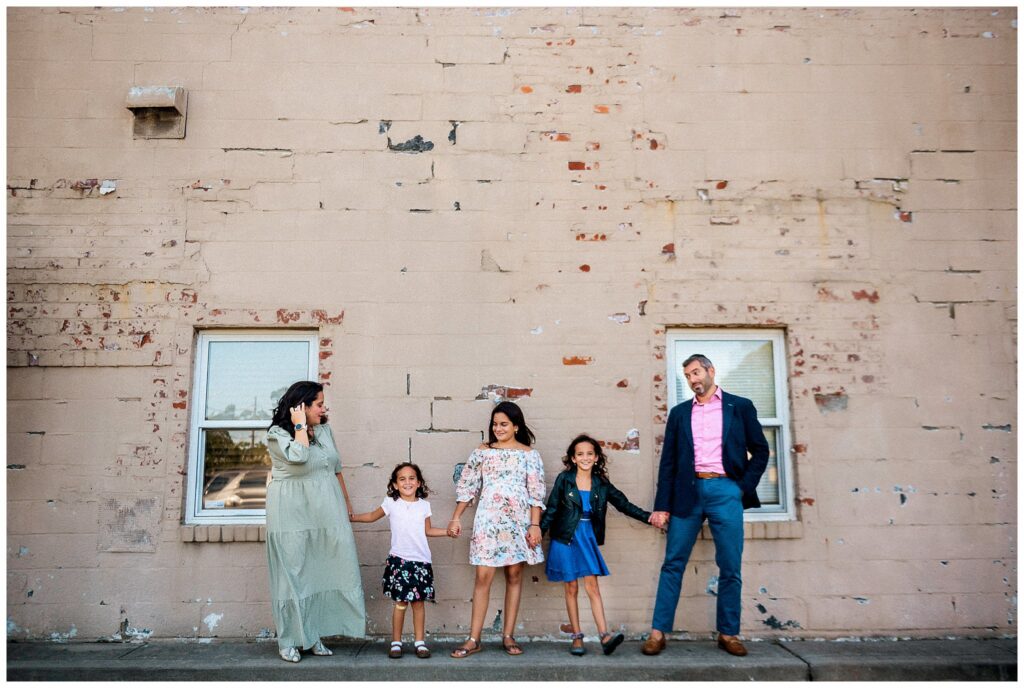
left=269, top=381, right=326, bottom=438
left=486, top=401, right=535, bottom=447
left=386, top=462, right=429, bottom=500
left=562, top=434, right=609, bottom=482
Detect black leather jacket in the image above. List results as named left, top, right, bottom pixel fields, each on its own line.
left=540, top=470, right=652, bottom=546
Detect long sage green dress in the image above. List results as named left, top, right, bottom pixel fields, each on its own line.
left=265, top=423, right=366, bottom=649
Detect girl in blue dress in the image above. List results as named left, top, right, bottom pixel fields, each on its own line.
left=540, top=434, right=654, bottom=656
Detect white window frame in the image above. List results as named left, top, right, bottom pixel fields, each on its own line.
left=666, top=328, right=795, bottom=521
left=185, top=330, right=319, bottom=525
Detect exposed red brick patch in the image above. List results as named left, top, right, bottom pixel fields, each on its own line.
left=311, top=309, right=345, bottom=324
left=520, top=85, right=533, bottom=94
left=594, top=105, right=610, bottom=114
left=476, top=384, right=533, bottom=401
left=172, top=401, right=187, bottom=410
left=798, top=497, right=815, bottom=506
left=70, top=179, right=99, bottom=192
left=814, top=390, right=848, bottom=413
left=554, top=133, right=571, bottom=141
left=595, top=184, right=606, bottom=190
left=568, top=161, right=587, bottom=171
left=653, top=373, right=663, bottom=382
left=816, top=287, right=841, bottom=302
left=563, top=356, right=593, bottom=365
left=662, top=243, right=675, bottom=257
left=898, top=211, right=912, bottom=222
left=276, top=309, right=301, bottom=323
left=566, top=84, right=582, bottom=93
left=319, top=350, right=333, bottom=360
left=649, top=139, right=659, bottom=150
left=616, top=379, right=629, bottom=388
left=586, top=141, right=601, bottom=151
left=793, top=443, right=807, bottom=454
left=165, top=289, right=198, bottom=304
left=852, top=289, right=880, bottom=303
left=598, top=429, right=639, bottom=452
left=575, top=233, right=607, bottom=241
left=847, top=353, right=860, bottom=362
left=578, top=264, right=591, bottom=272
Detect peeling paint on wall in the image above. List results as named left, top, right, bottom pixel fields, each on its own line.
left=203, top=612, right=224, bottom=633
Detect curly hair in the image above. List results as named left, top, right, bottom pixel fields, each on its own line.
left=561, top=434, right=609, bottom=482
left=386, top=462, right=429, bottom=500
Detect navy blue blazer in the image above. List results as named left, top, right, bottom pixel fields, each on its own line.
left=654, top=390, right=771, bottom=516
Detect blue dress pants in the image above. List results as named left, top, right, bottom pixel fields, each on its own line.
left=651, top=477, right=744, bottom=636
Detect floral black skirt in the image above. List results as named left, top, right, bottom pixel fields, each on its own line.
left=382, top=554, right=435, bottom=603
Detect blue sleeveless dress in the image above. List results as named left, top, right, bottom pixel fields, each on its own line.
left=544, top=490, right=611, bottom=582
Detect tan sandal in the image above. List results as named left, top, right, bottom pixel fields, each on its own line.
left=502, top=634, right=524, bottom=655
left=450, top=637, right=481, bottom=658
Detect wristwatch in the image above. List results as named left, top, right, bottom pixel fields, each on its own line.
left=294, top=423, right=305, bottom=431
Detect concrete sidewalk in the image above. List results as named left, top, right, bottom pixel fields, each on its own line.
left=7, top=636, right=1017, bottom=681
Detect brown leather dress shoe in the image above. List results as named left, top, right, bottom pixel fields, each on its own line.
left=717, top=634, right=748, bottom=656
left=641, top=633, right=667, bottom=655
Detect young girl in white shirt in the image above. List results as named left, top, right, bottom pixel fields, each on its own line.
left=351, top=462, right=449, bottom=658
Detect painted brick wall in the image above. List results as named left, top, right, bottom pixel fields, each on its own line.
left=7, top=7, right=1016, bottom=641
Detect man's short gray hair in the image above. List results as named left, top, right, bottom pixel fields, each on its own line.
left=682, top=353, right=713, bottom=371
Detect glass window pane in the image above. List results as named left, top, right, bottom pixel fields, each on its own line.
left=753, top=426, right=781, bottom=507
left=202, top=429, right=271, bottom=510
left=673, top=339, right=777, bottom=417
left=205, top=340, right=310, bottom=421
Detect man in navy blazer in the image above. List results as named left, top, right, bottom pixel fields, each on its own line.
left=642, top=354, right=770, bottom=657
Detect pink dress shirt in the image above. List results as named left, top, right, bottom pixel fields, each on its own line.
left=691, top=386, right=725, bottom=474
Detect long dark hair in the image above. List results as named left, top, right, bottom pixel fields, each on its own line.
left=269, top=381, right=325, bottom=438
left=386, top=462, right=429, bottom=500
left=562, top=434, right=609, bottom=482
left=486, top=401, right=535, bottom=447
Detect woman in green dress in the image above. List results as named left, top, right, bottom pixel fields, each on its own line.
left=266, top=381, right=366, bottom=663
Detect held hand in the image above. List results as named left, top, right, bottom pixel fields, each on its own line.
left=649, top=511, right=670, bottom=530
left=525, top=525, right=541, bottom=548
left=290, top=403, right=306, bottom=427
left=447, top=519, right=461, bottom=538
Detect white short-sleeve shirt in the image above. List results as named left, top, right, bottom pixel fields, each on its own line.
left=381, top=497, right=433, bottom=564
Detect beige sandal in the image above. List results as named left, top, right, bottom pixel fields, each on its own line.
left=278, top=647, right=301, bottom=663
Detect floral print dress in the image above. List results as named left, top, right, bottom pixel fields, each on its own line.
left=456, top=447, right=546, bottom=567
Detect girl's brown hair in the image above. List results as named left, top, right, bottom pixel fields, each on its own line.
left=386, top=462, right=429, bottom=500
left=561, top=434, right=609, bottom=482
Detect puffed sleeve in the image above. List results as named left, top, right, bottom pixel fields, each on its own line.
left=266, top=425, right=310, bottom=465
left=455, top=449, right=483, bottom=503
left=526, top=449, right=546, bottom=508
